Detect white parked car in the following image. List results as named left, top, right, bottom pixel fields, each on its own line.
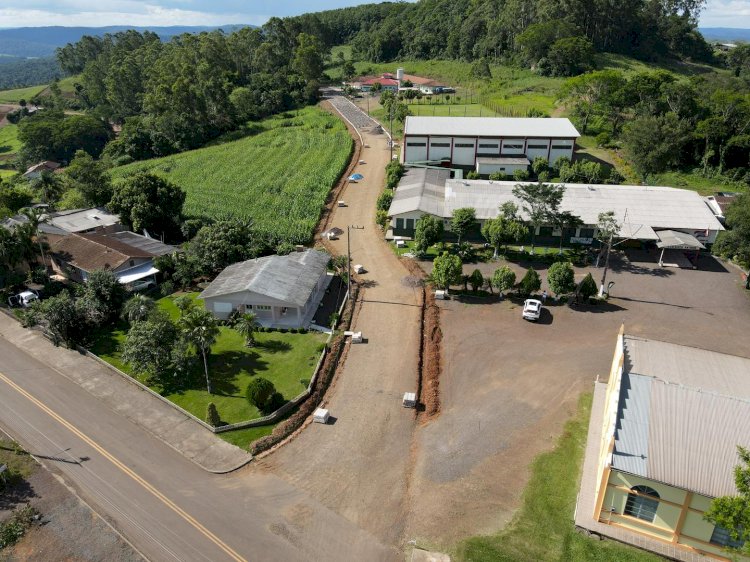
left=522, top=299, right=543, bottom=321
left=8, top=289, right=39, bottom=308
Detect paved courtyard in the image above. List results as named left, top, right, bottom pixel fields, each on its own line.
left=402, top=249, right=750, bottom=548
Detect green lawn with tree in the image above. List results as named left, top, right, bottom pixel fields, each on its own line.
left=90, top=292, right=328, bottom=425
left=455, top=394, right=662, bottom=562
left=110, top=108, right=352, bottom=244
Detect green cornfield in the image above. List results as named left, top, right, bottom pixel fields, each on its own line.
left=110, top=107, right=353, bottom=244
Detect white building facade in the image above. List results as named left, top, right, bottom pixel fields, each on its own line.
left=401, top=116, right=580, bottom=168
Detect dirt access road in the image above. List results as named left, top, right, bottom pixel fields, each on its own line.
left=404, top=251, right=750, bottom=547
left=258, top=96, right=422, bottom=555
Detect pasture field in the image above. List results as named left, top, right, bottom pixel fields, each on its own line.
left=0, top=123, right=22, bottom=156
left=111, top=107, right=353, bottom=244
left=0, top=84, right=47, bottom=104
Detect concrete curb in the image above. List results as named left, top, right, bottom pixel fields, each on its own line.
left=0, top=311, right=253, bottom=473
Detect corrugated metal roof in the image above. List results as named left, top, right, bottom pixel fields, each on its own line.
left=387, top=167, right=450, bottom=217
left=655, top=229, right=705, bottom=250
left=47, top=208, right=121, bottom=233
left=391, top=176, right=724, bottom=234
left=611, top=336, right=750, bottom=498
left=199, top=249, right=329, bottom=307
left=624, top=336, right=750, bottom=399
left=404, top=116, right=580, bottom=138
left=106, top=231, right=177, bottom=256
left=612, top=372, right=651, bottom=477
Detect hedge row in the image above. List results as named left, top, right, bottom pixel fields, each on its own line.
left=250, top=286, right=358, bottom=455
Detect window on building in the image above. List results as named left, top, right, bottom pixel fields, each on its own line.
left=256, top=305, right=271, bottom=311
left=527, top=144, right=548, bottom=149
left=710, top=525, right=746, bottom=549
left=407, top=142, right=426, bottom=147
left=504, top=143, right=523, bottom=149
left=623, top=485, right=660, bottom=523
left=477, top=153, right=499, bottom=157
left=579, top=228, right=595, bottom=238
left=538, top=226, right=554, bottom=237
left=478, top=143, right=498, bottom=148
left=430, top=142, right=450, bottom=147
left=129, top=260, right=135, bottom=267
left=455, top=143, right=475, bottom=148
left=551, top=144, right=571, bottom=149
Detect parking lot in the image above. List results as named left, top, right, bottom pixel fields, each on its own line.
left=403, top=250, right=750, bottom=547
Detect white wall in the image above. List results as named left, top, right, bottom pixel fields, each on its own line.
left=452, top=139, right=476, bottom=166
left=526, top=140, right=550, bottom=162
left=404, top=136, right=428, bottom=162
left=549, top=139, right=575, bottom=164
left=428, top=137, right=452, bottom=161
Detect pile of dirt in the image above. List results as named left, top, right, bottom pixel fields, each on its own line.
left=400, top=257, right=442, bottom=421
left=420, top=289, right=442, bottom=420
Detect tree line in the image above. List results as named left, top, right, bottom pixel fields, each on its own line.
left=295, top=0, right=711, bottom=73
left=54, top=23, right=327, bottom=161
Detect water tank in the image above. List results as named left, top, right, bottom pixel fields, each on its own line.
left=396, top=68, right=404, bottom=81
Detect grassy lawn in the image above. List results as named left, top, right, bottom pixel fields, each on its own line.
left=110, top=107, right=353, bottom=244
left=90, top=292, right=328, bottom=425
left=0, top=84, right=47, bottom=104
left=0, top=169, right=18, bottom=179
left=648, top=170, right=746, bottom=195
left=0, top=437, right=36, bottom=482
left=455, top=393, right=663, bottom=562
left=217, top=424, right=276, bottom=449
left=0, top=123, right=21, bottom=157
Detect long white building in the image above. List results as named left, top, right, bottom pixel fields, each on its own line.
left=387, top=168, right=724, bottom=247
left=401, top=116, right=581, bottom=168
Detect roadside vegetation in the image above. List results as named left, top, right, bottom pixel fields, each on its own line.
left=455, top=394, right=662, bottom=562
left=90, top=292, right=327, bottom=425
left=110, top=108, right=352, bottom=244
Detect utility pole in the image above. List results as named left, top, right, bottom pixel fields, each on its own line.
left=389, top=104, right=394, bottom=161
left=599, top=232, right=613, bottom=297
left=347, top=225, right=365, bottom=299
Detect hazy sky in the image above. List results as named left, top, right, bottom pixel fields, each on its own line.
left=0, top=0, right=748, bottom=28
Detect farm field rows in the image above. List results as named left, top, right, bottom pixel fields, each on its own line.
left=110, top=107, right=353, bottom=244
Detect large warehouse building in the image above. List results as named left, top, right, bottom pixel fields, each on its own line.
left=575, top=329, right=750, bottom=560
left=401, top=116, right=581, bottom=168
left=387, top=168, right=724, bottom=248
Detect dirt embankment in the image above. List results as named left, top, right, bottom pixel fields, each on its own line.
left=401, top=257, right=442, bottom=421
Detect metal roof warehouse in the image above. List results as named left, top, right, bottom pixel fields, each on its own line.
left=387, top=168, right=724, bottom=244
left=403, top=116, right=581, bottom=138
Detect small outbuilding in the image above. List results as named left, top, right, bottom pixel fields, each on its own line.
left=476, top=156, right=530, bottom=177
left=199, top=249, right=332, bottom=329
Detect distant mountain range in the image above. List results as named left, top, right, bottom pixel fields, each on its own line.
left=0, top=25, right=252, bottom=58
left=699, top=27, right=750, bottom=43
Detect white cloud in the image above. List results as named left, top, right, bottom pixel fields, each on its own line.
left=701, top=0, right=750, bottom=26
left=0, top=5, right=265, bottom=27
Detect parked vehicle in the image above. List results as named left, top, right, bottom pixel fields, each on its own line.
left=129, top=279, right=156, bottom=292
left=8, top=289, right=39, bottom=308
left=522, top=299, right=542, bottom=321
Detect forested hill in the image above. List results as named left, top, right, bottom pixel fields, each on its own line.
left=0, top=25, right=251, bottom=58
left=295, top=0, right=711, bottom=65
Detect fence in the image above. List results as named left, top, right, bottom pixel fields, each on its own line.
left=1, top=296, right=349, bottom=435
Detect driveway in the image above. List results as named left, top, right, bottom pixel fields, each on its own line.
left=259, top=96, right=422, bottom=552
left=403, top=250, right=750, bottom=547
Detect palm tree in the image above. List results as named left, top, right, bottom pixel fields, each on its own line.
left=18, top=208, right=49, bottom=272
left=235, top=312, right=260, bottom=347
left=179, top=307, right=220, bottom=394
left=122, top=294, right=155, bottom=323
left=32, top=170, right=63, bottom=204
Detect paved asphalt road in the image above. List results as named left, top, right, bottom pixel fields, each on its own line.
left=0, top=336, right=397, bottom=562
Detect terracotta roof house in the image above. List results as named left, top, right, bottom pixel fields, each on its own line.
left=51, top=231, right=177, bottom=289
